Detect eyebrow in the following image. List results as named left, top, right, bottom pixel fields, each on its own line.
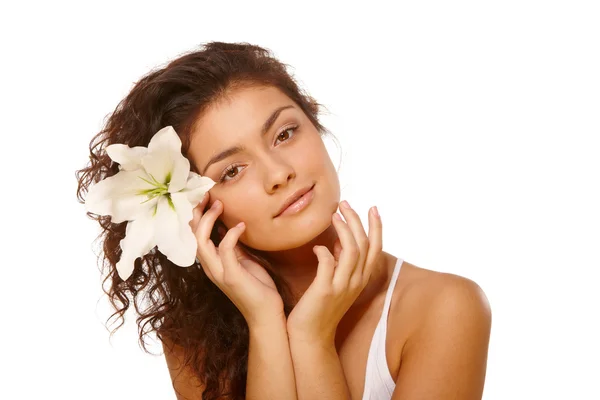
left=200, top=104, right=295, bottom=175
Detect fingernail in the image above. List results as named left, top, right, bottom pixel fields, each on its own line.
left=333, top=213, right=342, bottom=221
left=340, top=200, right=350, bottom=209
left=211, top=200, right=220, bottom=209
left=372, top=206, right=380, bottom=218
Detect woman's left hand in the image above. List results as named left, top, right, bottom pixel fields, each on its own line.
left=287, top=200, right=383, bottom=344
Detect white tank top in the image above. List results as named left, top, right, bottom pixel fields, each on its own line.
left=361, top=258, right=404, bottom=400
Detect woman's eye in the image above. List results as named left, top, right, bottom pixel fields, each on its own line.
left=275, top=126, right=297, bottom=145
left=219, top=125, right=298, bottom=183
left=220, top=165, right=242, bottom=182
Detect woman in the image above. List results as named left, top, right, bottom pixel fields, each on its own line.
left=77, top=41, right=492, bottom=400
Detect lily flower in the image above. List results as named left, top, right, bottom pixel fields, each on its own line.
left=85, top=126, right=215, bottom=280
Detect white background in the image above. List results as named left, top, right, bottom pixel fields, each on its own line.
left=1, top=1, right=598, bottom=399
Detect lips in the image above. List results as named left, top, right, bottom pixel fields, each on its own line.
left=275, top=184, right=315, bottom=217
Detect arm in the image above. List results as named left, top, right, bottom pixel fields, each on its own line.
left=162, top=316, right=298, bottom=400
left=285, top=202, right=382, bottom=400
left=392, top=277, right=492, bottom=400
left=288, top=334, right=352, bottom=400
left=246, top=316, right=298, bottom=400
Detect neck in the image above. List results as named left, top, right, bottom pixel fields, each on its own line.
left=259, top=224, right=337, bottom=302
left=257, top=224, right=390, bottom=307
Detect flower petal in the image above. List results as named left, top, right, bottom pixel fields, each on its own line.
left=143, top=126, right=184, bottom=185
left=106, top=144, right=148, bottom=171
left=181, top=173, right=216, bottom=205
left=115, top=214, right=156, bottom=280
left=85, top=170, right=156, bottom=223
left=168, top=154, right=191, bottom=193
left=154, top=194, right=197, bottom=267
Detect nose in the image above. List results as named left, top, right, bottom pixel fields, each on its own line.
left=262, top=155, right=295, bottom=193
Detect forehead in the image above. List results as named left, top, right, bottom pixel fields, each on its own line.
left=189, top=85, right=298, bottom=166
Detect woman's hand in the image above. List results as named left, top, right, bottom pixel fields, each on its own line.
left=191, top=193, right=285, bottom=329
left=286, top=201, right=383, bottom=344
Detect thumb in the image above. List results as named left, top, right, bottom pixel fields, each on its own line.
left=313, top=245, right=335, bottom=283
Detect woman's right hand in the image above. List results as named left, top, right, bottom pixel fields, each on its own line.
left=191, top=192, right=285, bottom=329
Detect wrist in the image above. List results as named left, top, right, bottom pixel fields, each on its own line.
left=248, top=312, right=288, bottom=335
left=288, top=334, right=337, bottom=359
left=287, top=326, right=335, bottom=348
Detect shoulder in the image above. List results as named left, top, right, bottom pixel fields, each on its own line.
left=419, top=270, right=491, bottom=344
left=394, top=262, right=492, bottom=344
left=394, top=261, right=491, bottom=322
left=388, top=262, right=492, bottom=398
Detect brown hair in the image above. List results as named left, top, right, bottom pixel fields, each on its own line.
left=75, top=41, right=332, bottom=400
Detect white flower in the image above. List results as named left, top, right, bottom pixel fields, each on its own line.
left=85, top=126, right=215, bottom=280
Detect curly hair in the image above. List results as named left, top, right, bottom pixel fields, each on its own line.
left=75, top=41, right=332, bottom=400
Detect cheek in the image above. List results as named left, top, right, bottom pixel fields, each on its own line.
left=289, top=135, right=327, bottom=170
left=216, top=188, right=263, bottom=227
left=219, top=198, right=273, bottom=249
left=304, top=138, right=337, bottom=177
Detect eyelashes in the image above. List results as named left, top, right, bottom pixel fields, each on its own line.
left=218, top=124, right=299, bottom=184
left=219, top=164, right=244, bottom=183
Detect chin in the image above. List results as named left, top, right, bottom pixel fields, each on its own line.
left=282, top=215, right=332, bottom=249
left=247, top=199, right=337, bottom=251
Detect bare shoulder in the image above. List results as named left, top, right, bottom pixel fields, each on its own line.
left=397, top=261, right=491, bottom=313
left=388, top=261, right=492, bottom=398
left=392, top=261, right=491, bottom=343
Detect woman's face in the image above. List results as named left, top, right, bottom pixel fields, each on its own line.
left=187, top=85, right=340, bottom=251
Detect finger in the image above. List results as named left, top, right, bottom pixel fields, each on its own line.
left=196, top=258, right=217, bottom=284
left=331, top=212, right=360, bottom=286
left=363, top=206, right=383, bottom=280
left=190, top=193, right=208, bottom=227
left=194, top=199, right=223, bottom=270
left=190, top=199, right=206, bottom=233
left=218, top=222, right=246, bottom=285
left=313, top=245, right=336, bottom=284
left=333, top=238, right=342, bottom=260
left=192, top=202, right=217, bottom=284
left=338, top=201, right=369, bottom=274
left=215, top=224, right=245, bottom=260
left=198, top=191, right=210, bottom=210
left=233, top=241, right=250, bottom=261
